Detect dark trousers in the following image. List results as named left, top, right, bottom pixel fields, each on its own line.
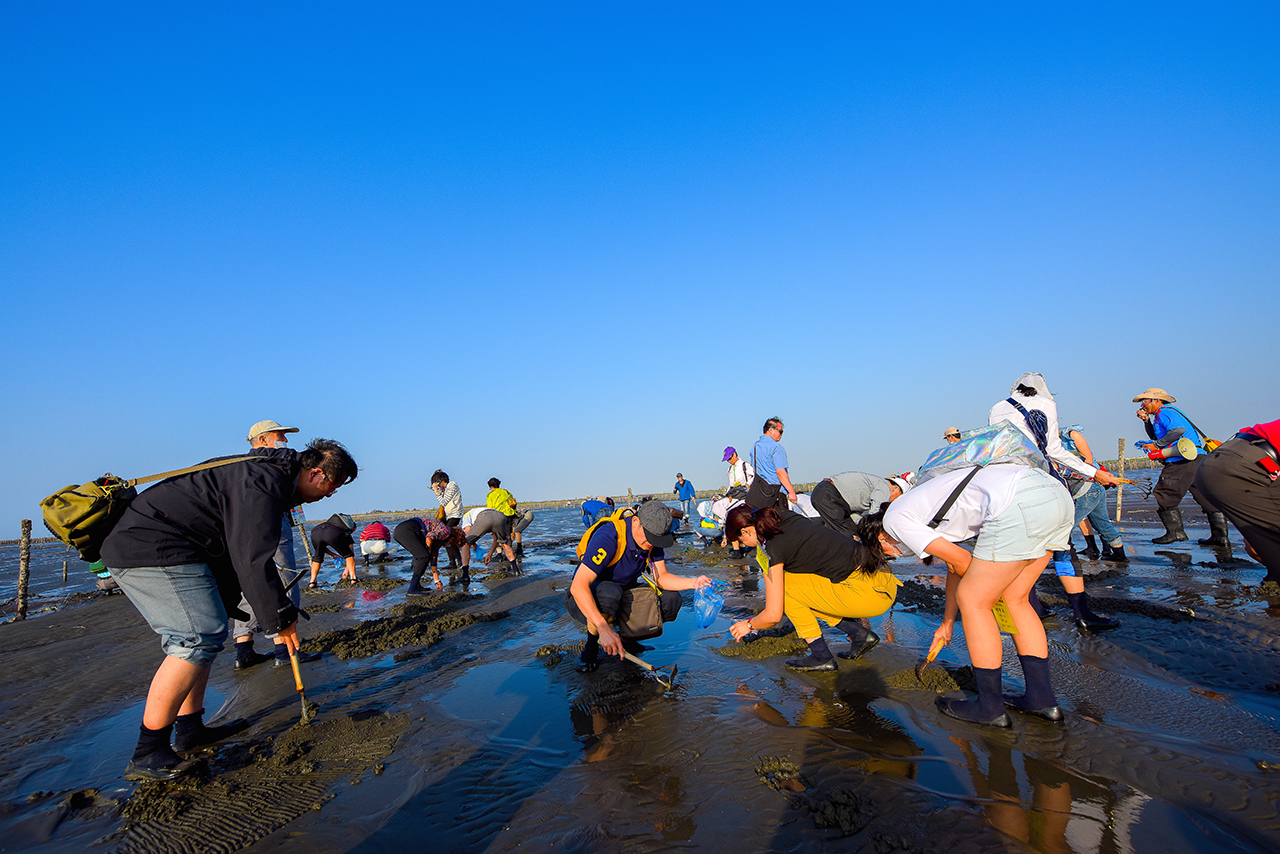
left=564, top=583, right=683, bottom=626
left=1154, top=458, right=1211, bottom=512
left=392, top=520, right=434, bottom=578
left=811, top=480, right=857, bottom=538
left=1194, top=438, right=1280, bottom=582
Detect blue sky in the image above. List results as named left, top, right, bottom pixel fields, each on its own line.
left=3, top=3, right=1277, bottom=528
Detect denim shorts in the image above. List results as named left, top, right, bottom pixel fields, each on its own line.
left=973, top=468, right=1073, bottom=562
left=109, top=562, right=229, bottom=665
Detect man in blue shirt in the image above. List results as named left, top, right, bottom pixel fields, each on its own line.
left=1133, top=387, right=1213, bottom=544
left=747, top=417, right=797, bottom=511
left=566, top=500, right=711, bottom=672
left=672, top=473, right=697, bottom=525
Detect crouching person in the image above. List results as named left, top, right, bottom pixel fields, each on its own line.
left=101, top=438, right=358, bottom=781
left=565, top=500, right=711, bottom=673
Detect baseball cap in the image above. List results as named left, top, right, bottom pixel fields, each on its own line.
left=722, top=446, right=736, bottom=462
left=888, top=475, right=913, bottom=495
left=636, top=500, right=676, bottom=549
left=327, top=513, right=356, bottom=532
left=248, top=420, right=300, bottom=441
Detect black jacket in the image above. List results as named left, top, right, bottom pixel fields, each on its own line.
left=101, top=447, right=301, bottom=634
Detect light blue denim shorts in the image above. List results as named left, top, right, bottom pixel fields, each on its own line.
left=973, top=468, right=1073, bottom=562
left=109, top=562, right=229, bottom=665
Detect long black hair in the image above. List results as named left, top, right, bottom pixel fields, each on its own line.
left=726, top=503, right=892, bottom=578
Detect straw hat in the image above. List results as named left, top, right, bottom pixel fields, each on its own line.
left=1131, top=388, right=1176, bottom=403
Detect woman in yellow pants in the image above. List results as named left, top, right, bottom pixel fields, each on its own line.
left=724, top=504, right=901, bottom=671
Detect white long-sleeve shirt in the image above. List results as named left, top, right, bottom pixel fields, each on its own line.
left=728, top=459, right=755, bottom=488
left=989, top=395, right=1098, bottom=480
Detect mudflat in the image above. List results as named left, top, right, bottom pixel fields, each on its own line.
left=2, top=497, right=1279, bottom=854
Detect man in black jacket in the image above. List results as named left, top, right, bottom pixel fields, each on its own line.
left=101, top=438, right=358, bottom=781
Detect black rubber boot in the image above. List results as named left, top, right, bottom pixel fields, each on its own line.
left=833, top=619, right=880, bottom=661
left=1082, top=535, right=1100, bottom=560
left=1152, top=508, right=1188, bottom=544
left=935, top=666, right=1011, bottom=727
left=1101, top=542, right=1129, bottom=563
left=576, top=634, right=600, bottom=673
left=1004, top=654, right=1063, bottom=721
left=173, top=709, right=250, bottom=752
left=233, top=641, right=273, bottom=671
left=459, top=565, right=471, bottom=585
left=785, top=636, right=838, bottom=672
left=1068, top=591, right=1119, bottom=631
left=514, top=542, right=524, bottom=557
left=1198, top=512, right=1230, bottom=547
left=125, top=724, right=197, bottom=781
left=406, top=565, right=428, bottom=595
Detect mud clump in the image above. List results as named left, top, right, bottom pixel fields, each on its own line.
left=118, top=712, right=406, bottom=854
left=717, top=631, right=807, bottom=661
left=756, top=756, right=808, bottom=793
left=308, top=594, right=508, bottom=659
left=348, top=577, right=405, bottom=592
left=1088, top=596, right=1197, bottom=622
left=793, top=786, right=874, bottom=836
left=535, top=641, right=585, bottom=666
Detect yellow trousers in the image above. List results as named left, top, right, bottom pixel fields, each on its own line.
left=783, top=569, right=900, bottom=640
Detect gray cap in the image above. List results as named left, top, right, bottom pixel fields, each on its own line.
left=248, top=420, right=299, bottom=441
left=636, top=500, right=676, bottom=549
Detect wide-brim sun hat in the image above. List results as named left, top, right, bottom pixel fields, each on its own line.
left=1132, top=388, right=1176, bottom=403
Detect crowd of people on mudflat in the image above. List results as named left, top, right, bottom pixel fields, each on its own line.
left=93, top=375, right=1277, bottom=781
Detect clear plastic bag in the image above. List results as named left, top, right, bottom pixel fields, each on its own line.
left=915, top=420, right=1053, bottom=486
left=694, top=581, right=726, bottom=628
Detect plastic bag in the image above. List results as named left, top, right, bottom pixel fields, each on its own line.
left=915, top=420, right=1053, bottom=487
left=694, top=581, right=726, bottom=628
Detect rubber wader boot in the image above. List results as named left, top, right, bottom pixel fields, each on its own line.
left=935, top=666, right=1011, bottom=727
left=1068, top=591, right=1119, bottom=631
left=125, top=724, right=196, bottom=782
left=459, top=565, right=471, bottom=584
left=1198, top=512, right=1230, bottom=547
left=1003, top=654, right=1064, bottom=721
left=576, top=633, right=600, bottom=673
left=833, top=618, right=880, bottom=660
left=785, top=636, right=838, bottom=672
left=1082, top=534, right=1100, bottom=560
left=406, top=566, right=428, bottom=595
left=1152, top=508, right=1188, bottom=544
left=1101, top=542, right=1129, bottom=563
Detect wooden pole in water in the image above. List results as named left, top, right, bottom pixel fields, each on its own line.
left=1116, top=439, right=1126, bottom=521
left=62, top=561, right=68, bottom=583
left=292, top=506, right=316, bottom=565
left=17, top=520, right=32, bottom=621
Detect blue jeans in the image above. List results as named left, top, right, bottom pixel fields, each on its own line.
left=110, top=562, right=228, bottom=665
left=679, top=498, right=695, bottom=523
left=1073, top=482, right=1121, bottom=546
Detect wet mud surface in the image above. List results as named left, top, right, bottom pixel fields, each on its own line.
left=3, top=496, right=1280, bottom=853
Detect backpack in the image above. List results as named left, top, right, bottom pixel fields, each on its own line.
left=915, top=421, right=1053, bottom=487
left=40, top=455, right=257, bottom=563
left=575, top=507, right=636, bottom=567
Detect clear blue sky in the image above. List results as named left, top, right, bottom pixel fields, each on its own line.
left=3, top=3, right=1277, bottom=529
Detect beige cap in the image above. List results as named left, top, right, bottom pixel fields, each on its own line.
left=247, top=420, right=300, bottom=441
left=1131, top=388, right=1176, bottom=404
left=942, top=427, right=961, bottom=438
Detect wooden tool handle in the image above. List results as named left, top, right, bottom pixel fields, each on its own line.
left=289, top=651, right=305, bottom=692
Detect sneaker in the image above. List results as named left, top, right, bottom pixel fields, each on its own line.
left=936, top=696, right=1012, bottom=728
left=233, top=650, right=274, bottom=671
left=275, top=649, right=323, bottom=667
left=1002, top=695, right=1065, bottom=722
